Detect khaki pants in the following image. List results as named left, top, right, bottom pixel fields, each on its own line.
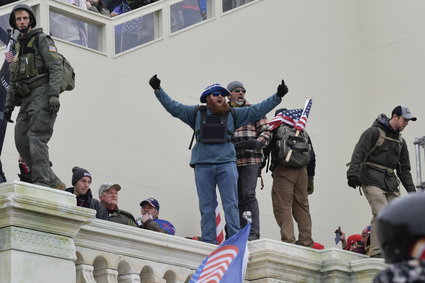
left=362, top=185, right=399, bottom=256
left=271, top=166, right=313, bottom=247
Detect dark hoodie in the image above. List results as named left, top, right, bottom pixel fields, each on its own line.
left=66, top=187, right=109, bottom=220
left=347, top=114, right=415, bottom=192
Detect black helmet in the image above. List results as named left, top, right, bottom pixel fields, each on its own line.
left=377, top=192, right=425, bottom=263
left=9, top=4, right=36, bottom=30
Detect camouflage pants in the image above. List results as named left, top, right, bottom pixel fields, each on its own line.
left=14, top=85, right=62, bottom=187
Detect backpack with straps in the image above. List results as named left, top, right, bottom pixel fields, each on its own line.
left=271, top=124, right=312, bottom=168
left=33, top=33, right=75, bottom=93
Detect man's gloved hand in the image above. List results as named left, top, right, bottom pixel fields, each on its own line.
left=347, top=175, right=361, bottom=189
left=3, top=106, right=14, bottom=123
left=307, top=176, right=314, bottom=194
left=48, top=96, right=60, bottom=115
left=276, top=79, right=288, bottom=98
left=149, top=74, right=161, bottom=90
left=235, top=139, right=262, bottom=150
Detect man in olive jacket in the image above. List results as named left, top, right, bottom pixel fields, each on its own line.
left=4, top=4, right=64, bottom=189
left=347, top=106, right=417, bottom=257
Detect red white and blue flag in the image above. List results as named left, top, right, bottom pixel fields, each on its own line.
left=268, top=98, right=313, bottom=131
left=215, top=204, right=224, bottom=245
left=294, top=98, right=313, bottom=132
left=190, top=222, right=251, bottom=283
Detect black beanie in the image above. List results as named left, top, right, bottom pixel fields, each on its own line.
left=72, top=166, right=92, bottom=186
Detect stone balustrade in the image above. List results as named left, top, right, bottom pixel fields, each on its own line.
left=0, top=182, right=387, bottom=283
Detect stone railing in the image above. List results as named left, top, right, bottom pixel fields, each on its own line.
left=0, top=182, right=387, bottom=283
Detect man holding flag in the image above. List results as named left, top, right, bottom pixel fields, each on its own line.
left=267, top=99, right=316, bottom=247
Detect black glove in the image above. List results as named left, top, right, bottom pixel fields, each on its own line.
left=276, top=79, right=288, bottom=98
left=307, top=176, right=314, bottom=194
left=149, top=74, right=161, bottom=90
left=347, top=175, right=361, bottom=189
left=235, top=139, right=262, bottom=150
left=3, top=106, right=14, bottom=123
left=48, top=96, right=60, bottom=115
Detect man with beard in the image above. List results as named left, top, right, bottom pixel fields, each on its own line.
left=4, top=4, right=65, bottom=189
left=227, top=81, right=271, bottom=241
left=148, top=74, right=288, bottom=244
left=347, top=106, right=417, bottom=258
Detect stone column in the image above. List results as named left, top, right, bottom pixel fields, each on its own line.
left=0, top=181, right=95, bottom=283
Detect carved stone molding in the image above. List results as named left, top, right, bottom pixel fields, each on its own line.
left=0, top=226, right=76, bottom=260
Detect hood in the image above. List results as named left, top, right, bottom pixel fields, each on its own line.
left=372, top=114, right=397, bottom=133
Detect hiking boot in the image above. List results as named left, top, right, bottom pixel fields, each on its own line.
left=53, top=182, right=66, bottom=190
left=248, top=234, right=260, bottom=241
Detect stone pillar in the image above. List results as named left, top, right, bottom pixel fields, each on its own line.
left=0, top=181, right=95, bottom=283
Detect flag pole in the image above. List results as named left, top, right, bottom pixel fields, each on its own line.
left=284, top=130, right=300, bottom=162
left=284, top=98, right=312, bottom=163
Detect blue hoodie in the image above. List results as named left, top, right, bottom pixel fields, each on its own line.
left=155, top=88, right=282, bottom=166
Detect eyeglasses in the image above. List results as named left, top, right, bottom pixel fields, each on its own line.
left=211, top=92, right=224, bottom=97
left=233, top=89, right=246, bottom=93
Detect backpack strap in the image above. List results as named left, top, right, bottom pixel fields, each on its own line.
left=361, top=127, right=403, bottom=171
left=188, top=106, right=237, bottom=150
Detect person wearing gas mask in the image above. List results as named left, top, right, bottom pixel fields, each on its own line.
left=148, top=74, right=288, bottom=244
left=4, top=4, right=65, bottom=189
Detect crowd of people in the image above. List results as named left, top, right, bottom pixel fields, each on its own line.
left=2, top=4, right=425, bottom=281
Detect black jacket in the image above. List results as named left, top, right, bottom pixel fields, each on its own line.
left=66, top=187, right=109, bottom=219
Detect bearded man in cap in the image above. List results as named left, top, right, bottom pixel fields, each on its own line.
left=148, top=74, right=288, bottom=244
left=66, top=166, right=108, bottom=220
left=4, top=4, right=64, bottom=189
left=99, top=182, right=138, bottom=226
left=347, top=105, right=417, bottom=258
left=227, top=80, right=271, bottom=241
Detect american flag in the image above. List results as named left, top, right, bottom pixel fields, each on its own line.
left=215, top=204, right=224, bottom=245
left=294, top=98, right=313, bottom=132
left=268, top=108, right=303, bottom=131
left=4, top=40, right=14, bottom=63
left=190, top=222, right=251, bottom=283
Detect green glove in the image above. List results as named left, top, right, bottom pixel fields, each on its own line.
left=48, top=97, right=60, bottom=115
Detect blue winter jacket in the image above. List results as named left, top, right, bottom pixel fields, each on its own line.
left=155, top=88, right=282, bottom=166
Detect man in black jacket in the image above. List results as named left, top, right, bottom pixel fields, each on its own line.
left=347, top=106, right=417, bottom=257
left=66, top=166, right=108, bottom=220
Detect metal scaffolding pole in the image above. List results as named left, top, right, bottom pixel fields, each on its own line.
left=414, top=136, right=425, bottom=191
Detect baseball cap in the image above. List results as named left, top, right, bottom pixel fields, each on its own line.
left=98, top=182, right=121, bottom=195
left=392, top=106, right=417, bottom=121
left=140, top=197, right=160, bottom=211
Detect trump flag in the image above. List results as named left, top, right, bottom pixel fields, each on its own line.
left=190, top=222, right=251, bottom=283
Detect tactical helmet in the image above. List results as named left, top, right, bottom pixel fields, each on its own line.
left=377, top=192, right=425, bottom=263
left=9, top=4, right=36, bottom=30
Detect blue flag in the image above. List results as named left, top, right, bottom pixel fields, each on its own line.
left=190, top=222, right=251, bottom=283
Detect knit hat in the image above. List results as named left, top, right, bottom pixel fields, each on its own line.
left=71, top=166, right=92, bottom=186
left=345, top=234, right=363, bottom=251
left=140, top=197, right=160, bottom=211
left=200, top=83, right=230, bottom=103
left=227, top=81, right=245, bottom=92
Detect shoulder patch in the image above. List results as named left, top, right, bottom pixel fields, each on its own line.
left=48, top=45, right=57, bottom=52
